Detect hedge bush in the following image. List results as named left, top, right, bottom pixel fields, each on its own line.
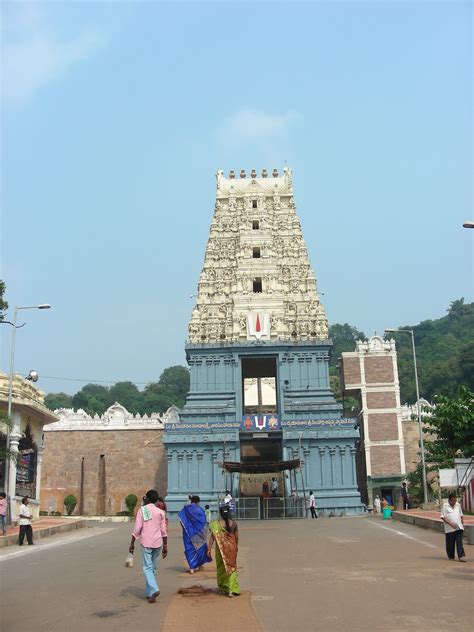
left=125, top=494, right=138, bottom=516
left=64, top=494, right=77, bottom=516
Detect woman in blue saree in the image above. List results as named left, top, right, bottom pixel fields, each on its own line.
left=178, top=495, right=212, bottom=573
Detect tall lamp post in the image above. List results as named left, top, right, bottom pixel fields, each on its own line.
left=4, top=304, right=51, bottom=521
left=385, top=328, right=428, bottom=504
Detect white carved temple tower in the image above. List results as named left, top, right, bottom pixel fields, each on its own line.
left=188, top=167, right=328, bottom=345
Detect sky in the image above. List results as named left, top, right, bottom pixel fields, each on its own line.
left=1, top=0, right=472, bottom=396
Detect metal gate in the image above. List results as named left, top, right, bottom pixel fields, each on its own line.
left=230, top=496, right=306, bottom=520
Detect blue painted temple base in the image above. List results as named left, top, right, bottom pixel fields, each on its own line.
left=164, top=341, right=364, bottom=518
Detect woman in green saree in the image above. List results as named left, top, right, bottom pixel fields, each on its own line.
left=207, top=505, right=241, bottom=598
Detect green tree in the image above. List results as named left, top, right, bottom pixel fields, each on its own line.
left=142, top=366, right=190, bottom=414
left=0, top=280, right=8, bottom=321
left=0, top=411, right=16, bottom=463
left=109, top=381, right=141, bottom=413
left=422, top=385, right=474, bottom=467
left=329, top=323, right=367, bottom=373
left=459, top=341, right=474, bottom=387
left=45, top=392, right=73, bottom=411
left=72, top=384, right=112, bottom=415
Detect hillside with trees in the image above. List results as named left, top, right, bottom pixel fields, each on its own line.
left=329, top=299, right=473, bottom=404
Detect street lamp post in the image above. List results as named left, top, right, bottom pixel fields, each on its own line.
left=4, top=304, right=51, bottom=522
left=385, top=328, right=429, bottom=505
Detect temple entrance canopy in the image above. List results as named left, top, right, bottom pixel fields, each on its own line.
left=164, top=167, right=363, bottom=518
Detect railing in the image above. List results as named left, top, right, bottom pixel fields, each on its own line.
left=228, top=496, right=306, bottom=520
left=233, top=497, right=260, bottom=520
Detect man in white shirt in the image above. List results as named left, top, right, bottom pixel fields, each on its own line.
left=18, top=496, right=34, bottom=546
left=224, top=490, right=232, bottom=504
left=270, top=477, right=279, bottom=497
left=309, top=491, right=317, bottom=519
left=440, top=493, right=466, bottom=562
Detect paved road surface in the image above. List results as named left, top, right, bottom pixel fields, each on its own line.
left=0, top=516, right=472, bottom=631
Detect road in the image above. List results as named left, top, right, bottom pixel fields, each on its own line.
left=0, top=516, right=472, bottom=631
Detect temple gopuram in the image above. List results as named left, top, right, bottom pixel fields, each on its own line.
left=164, top=168, right=363, bottom=518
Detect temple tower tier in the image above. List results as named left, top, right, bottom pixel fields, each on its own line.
left=164, top=168, right=363, bottom=517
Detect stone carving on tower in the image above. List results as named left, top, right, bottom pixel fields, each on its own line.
left=188, top=167, right=329, bottom=344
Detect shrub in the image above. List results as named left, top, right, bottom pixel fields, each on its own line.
left=50, top=511, right=62, bottom=516
left=39, top=510, right=48, bottom=516
left=64, top=494, right=77, bottom=516
left=125, top=494, right=138, bottom=516
left=116, top=511, right=130, bottom=516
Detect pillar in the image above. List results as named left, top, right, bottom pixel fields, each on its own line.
left=35, top=446, right=44, bottom=503
left=8, top=433, right=21, bottom=519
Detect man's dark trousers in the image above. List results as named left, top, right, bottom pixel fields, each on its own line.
left=19, top=524, right=33, bottom=545
left=445, top=529, right=465, bottom=559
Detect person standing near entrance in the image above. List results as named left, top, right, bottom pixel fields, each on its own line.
left=373, top=495, right=381, bottom=515
left=440, top=493, right=466, bottom=562
left=270, top=477, right=279, bottom=497
left=309, top=491, right=317, bottom=518
left=129, top=489, right=168, bottom=603
left=401, top=482, right=410, bottom=510
left=18, top=497, right=34, bottom=546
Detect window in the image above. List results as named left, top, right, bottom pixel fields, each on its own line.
left=252, top=200, right=258, bottom=209
left=252, top=220, right=260, bottom=230
left=252, top=247, right=261, bottom=258
left=253, top=277, right=262, bottom=293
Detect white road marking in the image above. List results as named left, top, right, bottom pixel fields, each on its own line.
left=368, top=519, right=438, bottom=549
left=0, top=527, right=117, bottom=562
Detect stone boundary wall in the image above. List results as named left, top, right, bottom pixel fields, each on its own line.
left=41, top=403, right=174, bottom=515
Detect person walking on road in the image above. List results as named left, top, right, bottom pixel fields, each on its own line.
left=440, top=493, right=467, bottom=562
left=0, top=492, right=7, bottom=535
left=178, top=495, right=211, bottom=574
left=309, top=491, right=317, bottom=519
left=18, top=497, right=34, bottom=545
left=129, top=489, right=168, bottom=603
left=207, top=504, right=241, bottom=598
left=373, top=495, right=381, bottom=514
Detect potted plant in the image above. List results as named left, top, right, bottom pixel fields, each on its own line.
left=64, top=494, right=77, bottom=516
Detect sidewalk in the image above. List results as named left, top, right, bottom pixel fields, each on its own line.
left=0, top=517, right=86, bottom=547
left=392, top=508, right=474, bottom=533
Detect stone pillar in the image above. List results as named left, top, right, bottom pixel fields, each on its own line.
left=339, top=447, right=346, bottom=486
left=35, top=447, right=44, bottom=502
left=303, top=448, right=310, bottom=485
left=177, top=453, right=184, bottom=490
left=329, top=448, right=336, bottom=486
left=350, top=448, right=357, bottom=486
left=318, top=448, right=326, bottom=486
left=197, top=452, right=203, bottom=489
left=186, top=453, right=193, bottom=492
left=8, top=433, right=21, bottom=519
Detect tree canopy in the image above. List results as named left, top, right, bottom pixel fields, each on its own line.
left=0, top=280, right=8, bottom=321
left=45, top=366, right=190, bottom=416
left=422, top=385, right=474, bottom=467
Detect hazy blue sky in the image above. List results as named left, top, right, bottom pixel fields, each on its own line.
left=1, top=1, right=472, bottom=395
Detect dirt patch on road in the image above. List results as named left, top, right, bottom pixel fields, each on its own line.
left=162, top=587, right=264, bottom=631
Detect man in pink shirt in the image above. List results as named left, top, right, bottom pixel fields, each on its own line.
left=129, top=489, right=168, bottom=603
